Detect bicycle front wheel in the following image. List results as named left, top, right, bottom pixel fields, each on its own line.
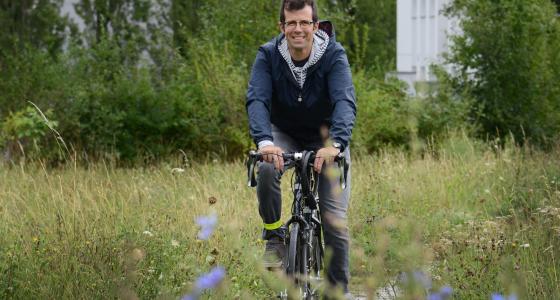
left=286, top=222, right=299, bottom=276
left=304, top=228, right=322, bottom=300
left=310, top=229, right=323, bottom=279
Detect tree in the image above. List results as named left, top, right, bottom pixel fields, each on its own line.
left=170, top=0, right=204, bottom=58
left=322, top=0, right=396, bottom=73
left=0, top=0, right=72, bottom=118
left=0, top=0, right=69, bottom=59
left=74, top=0, right=152, bottom=64
left=444, top=0, right=560, bottom=145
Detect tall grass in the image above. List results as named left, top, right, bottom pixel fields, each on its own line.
left=1, top=134, right=559, bottom=299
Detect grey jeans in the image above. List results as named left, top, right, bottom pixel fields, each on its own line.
left=256, top=125, right=351, bottom=291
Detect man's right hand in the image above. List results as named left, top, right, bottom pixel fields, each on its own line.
left=259, top=145, right=284, bottom=171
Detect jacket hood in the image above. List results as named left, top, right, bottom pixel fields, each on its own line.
left=318, top=20, right=335, bottom=40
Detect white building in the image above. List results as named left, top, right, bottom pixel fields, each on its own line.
left=394, top=0, right=459, bottom=95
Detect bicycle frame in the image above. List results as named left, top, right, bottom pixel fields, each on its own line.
left=247, top=150, right=348, bottom=299
left=284, top=151, right=323, bottom=296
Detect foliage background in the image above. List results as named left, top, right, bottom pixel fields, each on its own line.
left=0, top=0, right=559, bottom=163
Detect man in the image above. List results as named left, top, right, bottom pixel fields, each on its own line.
left=246, top=0, right=356, bottom=296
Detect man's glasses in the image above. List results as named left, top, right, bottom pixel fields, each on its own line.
left=283, top=20, right=315, bottom=29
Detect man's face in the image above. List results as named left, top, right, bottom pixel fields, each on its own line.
left=281, top=5, right=318, bottom=52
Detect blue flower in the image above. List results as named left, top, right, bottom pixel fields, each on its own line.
left=427, top=285, right=453, bottom=300
left=400, top=270, right=432, bottom=289
left=181, top=266, right=226, bottom=300
left=491, top=294, right=505, bottom=300
left=427, top=293, right=442, bottom=300
left=196, top=214, right=217, bottom=240
left=491, top=293, right=517, bottom=300
left=194, top=266, right=226, bottom=290
left=440, top=285, right=453, bottom=297
left=412, top=270, right=432, bottom=290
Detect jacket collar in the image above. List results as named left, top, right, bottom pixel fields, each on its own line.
left=275, top=20, right=336, bottom=89
left=278, top=30, right=329, bottom=88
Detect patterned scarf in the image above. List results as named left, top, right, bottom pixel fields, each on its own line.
left=278, top=29, right=330, bottom=89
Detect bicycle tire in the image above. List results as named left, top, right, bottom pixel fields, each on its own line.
left=311, top=231, right=322, bottom=276
left=301, top=230, right=310, bottom=297
left=286, top=222, right=299, bottom=276
left=302, top=228, right=322, bottom=300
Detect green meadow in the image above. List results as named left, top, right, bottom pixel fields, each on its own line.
left=1, top=134, right=559, bottom=299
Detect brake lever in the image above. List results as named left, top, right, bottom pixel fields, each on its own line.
left=336, top=153, right=348, bottom=190
left=247, top=150, right=259, bottom=187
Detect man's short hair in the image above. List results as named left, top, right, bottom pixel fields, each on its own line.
left=279, top=0, right=319, bottom=23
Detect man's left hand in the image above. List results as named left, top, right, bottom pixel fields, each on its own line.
left=314, top=146, right=341, bottom=174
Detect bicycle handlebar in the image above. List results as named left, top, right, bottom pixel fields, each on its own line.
left=246, top=150, right=349, bottom=190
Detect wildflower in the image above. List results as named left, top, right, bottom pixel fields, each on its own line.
left=399, top=270, right=432, bottom=290
left=520, top=243, right=530, bottom=248
left=427, top=285, right=453, bottom=300
left=172, top=168, right=185, bottom=174
left=413, top=270, right=432, bottom=289
left=440, top=286, right=453, bottom=297
left=181, top=266, right=226, bottom=300
left=196, top=214, right=218, bottom=240
left=491, top=293, right=517, bottom=300
left=195, top=267, right=225, bottom=290
left=142, top=230, right=154, bottom=237
left=206, top=255, right=216, bottom=265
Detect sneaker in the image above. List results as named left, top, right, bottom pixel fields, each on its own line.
left=263, top=236, right=285, bottom=269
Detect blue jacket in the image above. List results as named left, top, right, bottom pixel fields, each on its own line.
left=246, top=21, right=356, bottom=150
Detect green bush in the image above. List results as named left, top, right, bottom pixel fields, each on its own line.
left=413, top=66, right=475, bottom=142
left=351, top=71, right=411, bottom=153
left=444, top=0, right=560, bottom=146
left=0, top=106, right=58, bottom=160
left=0, top=47, right=70, bottom=119
left=161, top=41, right=252, bottom=159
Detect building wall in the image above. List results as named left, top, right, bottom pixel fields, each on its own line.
left=395, top=0, right=458, bottom=94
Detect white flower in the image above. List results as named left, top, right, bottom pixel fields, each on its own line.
left=143, top=230, right=154, bottom=237
left=521, top=243, right=530, bottom=248
left=172, top=168, right=185, bottom=174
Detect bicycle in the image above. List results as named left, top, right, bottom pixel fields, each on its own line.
left=246, top=150, right=349, bottom=299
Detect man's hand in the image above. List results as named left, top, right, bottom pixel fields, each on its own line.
left=259, top=145, right=285, bottom=171
left=314, top=146, right=341, bottom=174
